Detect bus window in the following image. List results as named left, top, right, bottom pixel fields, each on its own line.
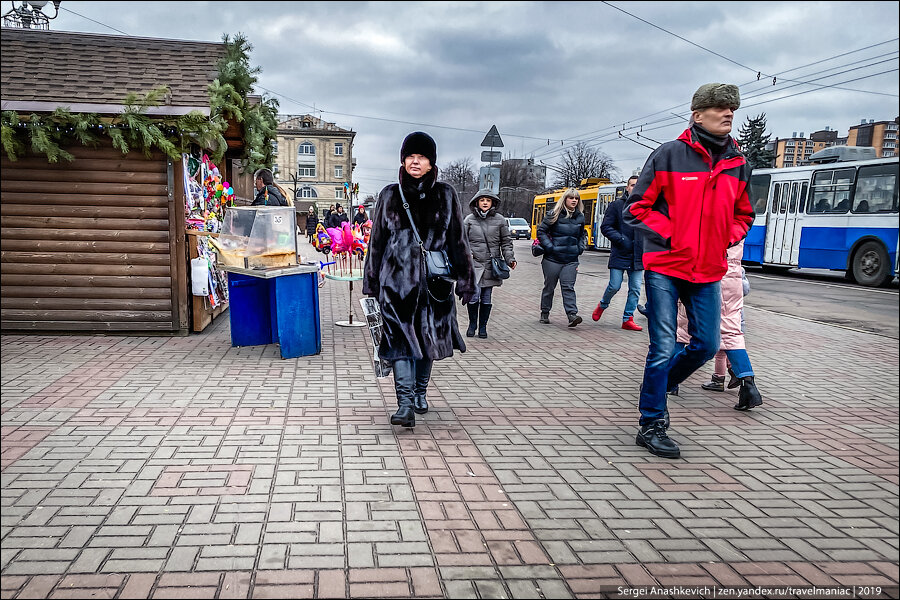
left=788, top=182, right=798, bottom=213
left=749, top=174, right=770, bottom=214
left=780, top=186, right=788, bottom=213
left=853, top=163, right=899, bottom=213
left=771, top=183, right=780, bottom=214
left=810, top=168, right=853, bottom=213
left=799, top=182, right=808, bottom=213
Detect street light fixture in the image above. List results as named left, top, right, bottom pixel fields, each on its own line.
left=2, top=1, right=62, bottom=29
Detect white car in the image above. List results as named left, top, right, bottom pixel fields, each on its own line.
left=505, top=217, right=531, bottom=240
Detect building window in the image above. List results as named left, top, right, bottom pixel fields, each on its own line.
left=335, top=187, right=345, bottom=199
left=335, top=165, right=343, bottom=178
left=298, top=165, right=316, bottom=177
left=334, top=142, right=344, bottom=156
left=298, top=142, right=316, bottom=156
left=300, top=186, right=317, bottom=198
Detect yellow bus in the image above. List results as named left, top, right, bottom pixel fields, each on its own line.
left=531, top=178, right=612, bottom=245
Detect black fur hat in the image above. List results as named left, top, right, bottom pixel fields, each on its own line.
left=400, top=131, right=437, bottom=165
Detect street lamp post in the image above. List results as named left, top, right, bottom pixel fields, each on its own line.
left=2, top=1, right=61, bottom=29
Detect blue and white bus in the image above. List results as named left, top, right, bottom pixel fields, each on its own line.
left=744, top=155, right=898, bottom=287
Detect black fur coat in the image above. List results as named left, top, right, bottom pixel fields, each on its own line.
left=363, top=170, right=475, bottom=361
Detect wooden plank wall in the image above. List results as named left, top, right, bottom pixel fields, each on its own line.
left=1, top=144, right=182, bottom=332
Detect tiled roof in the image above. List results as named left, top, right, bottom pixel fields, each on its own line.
left=1, top=28, right=226, bottom=111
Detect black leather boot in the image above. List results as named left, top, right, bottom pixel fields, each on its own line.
left=726, top=366, right=740, bottom=389
left=477, top=303, right=492, bottom=339
left=390, top=360, right=416, bottom=427
left=466, top=302, right=479, bottom=337
left=413, top=358, right=433, bottom=415
left=636, top=419, right=680, bottom=458
left=734, top=376, right=763, bottom=411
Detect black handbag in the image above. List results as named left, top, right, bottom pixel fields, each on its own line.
left=400, top=187, right=455, bottom=302
left=491, top=257, right=511, bottom=279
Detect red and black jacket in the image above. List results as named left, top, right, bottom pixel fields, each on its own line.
left=624, top=127, right=755, bottom=283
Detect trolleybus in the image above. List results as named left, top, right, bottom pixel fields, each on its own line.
left=530, top=178, right=612, bottom=246
left=744, top=155, right=897, bottom=287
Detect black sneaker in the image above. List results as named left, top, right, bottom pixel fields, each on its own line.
left=637, top=304, right=648, bottom=316
left=636, top=419, right=680, bottom=458
left=567, top=314, right=583, bottom=327
left=539, top=313, right=550, bottom=324
left=734, top=376, right=763, bottom=411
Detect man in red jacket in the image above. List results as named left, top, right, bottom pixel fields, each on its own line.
left=624, top=83, right=755, bottom=459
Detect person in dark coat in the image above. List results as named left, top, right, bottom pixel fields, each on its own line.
left=326, top=204, right=349, bottom=228
left=591, top=175, right=645, bottom=331
left=463, top=189, right=517, bottom=339
left=251, top=168, right=288, bottom=206
left=353, top=205, right=369, bottom=226
left=536, top=188, right=587, bottom=327
left=363, top=131, right=475, bottom=428
left=305, top=206, right=319, bottom=244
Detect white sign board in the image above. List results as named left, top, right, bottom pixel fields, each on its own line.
left=479, top=166, right=500, bottom=194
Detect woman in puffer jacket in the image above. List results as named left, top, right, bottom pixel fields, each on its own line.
left=463, top=189, right=517, bottom=339
left=536, top=188, right=587, bottom=326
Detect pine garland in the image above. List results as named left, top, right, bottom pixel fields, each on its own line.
left=0, top=33, right=278, bottom=171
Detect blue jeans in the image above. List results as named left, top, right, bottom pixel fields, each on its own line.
left=639, top=271, right=721, bottom=425
left=725, top=349, right=754, bottom=378
left=600, top=268, right=643, bottom=320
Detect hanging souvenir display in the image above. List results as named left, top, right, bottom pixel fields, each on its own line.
left=182, top=152, right=230, bottom=310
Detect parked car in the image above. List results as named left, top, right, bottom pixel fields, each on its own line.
left=505, top=217, right=531, bottom=239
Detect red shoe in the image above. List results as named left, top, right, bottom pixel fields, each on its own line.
left=591, top=304, right=605, bottom=321
left=622, top=317, right=642, bottom=331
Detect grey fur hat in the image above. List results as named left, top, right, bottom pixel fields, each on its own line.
left=691, top=83, right=741, bottom=111
left=470, top=189, right=500, bottom=207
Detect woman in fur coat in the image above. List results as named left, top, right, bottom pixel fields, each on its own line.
left=363, top=132, right=476, bottom=428
left=463, top=190, right=517, bottom=339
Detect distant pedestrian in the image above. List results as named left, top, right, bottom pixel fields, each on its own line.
left=689, top=240, right=762, bottom=410
left=326, top=203, right=349, bottom=229
left=537, top=188, right=587, bottom=327
left=624, top=82, right=755, bottom=458
left=463, top=189, right=517, bottom=339
left=323, top=204, right=335, bottom=224
left=305, top=206, right=319, bottom=244
left=592, top=175, right=644, bottom=331
left=353, top=205, right=369, bottom=227
left=362, top=131, right=476, bottom=428
left=251, top=168, right=288, bottom=206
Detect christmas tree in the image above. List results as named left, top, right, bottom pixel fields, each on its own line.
left=737, top=113, right=776, bottom=170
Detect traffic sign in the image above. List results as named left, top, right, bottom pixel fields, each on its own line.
left=481, top=150, right=501, bottom=163
left=480, top=125, right=504, bottom=148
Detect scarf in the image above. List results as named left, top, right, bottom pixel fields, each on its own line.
left=692, top=123, right=730, bottom=165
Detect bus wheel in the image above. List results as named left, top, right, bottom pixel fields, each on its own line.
left=851, top=241, right=890, bottom=287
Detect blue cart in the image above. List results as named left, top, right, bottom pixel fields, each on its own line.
left=221, top=264, right=321, bottom=358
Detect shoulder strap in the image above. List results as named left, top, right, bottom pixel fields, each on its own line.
left=398, top=186, right=425, bottom=252
left=476, top=218, right=497, bottom=259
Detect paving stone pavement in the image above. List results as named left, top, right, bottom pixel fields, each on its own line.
left=2, top=240, right=898, bottom=599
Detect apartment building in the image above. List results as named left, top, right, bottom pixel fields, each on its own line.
left=272, top=115, right=356, bottom=213
left=847, top=118, right=898, bottom=158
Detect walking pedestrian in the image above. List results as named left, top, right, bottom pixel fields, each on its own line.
left=592, top=175, right=644, bottom=331
left=353, top=205, right=369, bottom=227
left=362, top=131, right=476, bottom=428
left=463, top=189, right=517, bottom=339
left=624, top=82, right=756, bottom=458
left=536, top=188, right=587, bottom=327
left=305, top=206, right=319, bottom=244
left=691, top=241, right=762, bottom=410
left=326, top=204, right=349, bottom=229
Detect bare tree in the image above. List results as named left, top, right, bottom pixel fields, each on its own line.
left=552, top=142, right=620, bottom=188
left=440, top=157, right=478, bottom=201
left=498, top=159, right=543, bottom=218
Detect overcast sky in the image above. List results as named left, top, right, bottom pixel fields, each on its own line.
left=44, top=1, right=900, bottom=197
